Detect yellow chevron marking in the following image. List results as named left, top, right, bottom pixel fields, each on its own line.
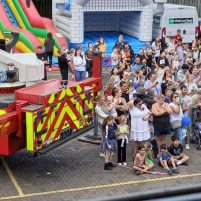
left=66, top=88, right=74, bottom=97
left=36, top=107, right=50, bottom=133
left=76, top=85, right=82, bottom=93
left=58, top=89, right=66, bottom=101
left=4, top=122, right=10, bottom=128
left=0, top=110, right=6, bottom=116
left=48, top=93, right=56, bottom=104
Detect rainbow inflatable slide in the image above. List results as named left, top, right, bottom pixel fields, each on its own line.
left=0, top=0, right=66, bottom=55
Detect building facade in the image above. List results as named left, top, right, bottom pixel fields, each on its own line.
left=168, top=0, right=201, bottom=16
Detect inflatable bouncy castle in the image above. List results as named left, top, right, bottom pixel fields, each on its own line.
left=0, top=0, right=66, bottom=55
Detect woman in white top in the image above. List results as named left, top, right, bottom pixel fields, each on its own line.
left=95, top=95, right=108, bottom=125
left=151, top=36, right=162, bottom=63
left=110, top=67, right=121, bottom=88
left=128, top=98, right=151, bottom=158
left=186, top=74, right=198, bottom=94
left=111, top=47, right=120, bottom=68
left=169, top=93, right=184, bottom=144
left=73, top=48, right=86, bottom=82
left=144, top=73, right=161, bottom=98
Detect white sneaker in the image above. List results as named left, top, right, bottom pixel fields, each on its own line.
left=122, top=162, right=127, bottom=166
left=99, top=153, right=105, bottom=157
left=185, top=144, right=190, bottom=150
left=118, top=163, right=122, bottom=166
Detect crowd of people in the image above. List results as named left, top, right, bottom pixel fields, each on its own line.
left=36, top=31, right=201, bottom=175
left=95, top=32, right=201, bottom=175
left=36, top=33, right=107, bottom=82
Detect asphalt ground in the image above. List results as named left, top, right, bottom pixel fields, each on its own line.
left=0, top=70, right=201, bottom=201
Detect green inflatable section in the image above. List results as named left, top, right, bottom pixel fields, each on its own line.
left=12, top=0, right=60, bottom=50
left=0, top=21, right=34, bottom=52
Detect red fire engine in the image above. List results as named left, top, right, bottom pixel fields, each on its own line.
left=0, top=54, right=102, bottom=156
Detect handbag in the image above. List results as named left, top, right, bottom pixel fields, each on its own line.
left=172, top=120, right=182, bottom=129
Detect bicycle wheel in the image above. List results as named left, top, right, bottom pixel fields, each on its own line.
left=196, top=132, right=201, bottom=150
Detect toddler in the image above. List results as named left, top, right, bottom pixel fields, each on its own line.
left=133, top=145, right=153, bottom=175
left=116, top=115, right=129, bottom=166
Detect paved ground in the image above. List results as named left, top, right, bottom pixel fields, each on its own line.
left=0, top=70, right=201, bottom=201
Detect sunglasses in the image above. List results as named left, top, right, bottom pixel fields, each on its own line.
left=174, top=96, right=178, bottom=98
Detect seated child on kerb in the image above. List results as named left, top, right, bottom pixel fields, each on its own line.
left=168, top=136, right=189, bottom=166
left=158, top=144, right=180, bottom=175
left=144, top=141, right=154, bottom=168
left=133, top=145, right=153, bottom=175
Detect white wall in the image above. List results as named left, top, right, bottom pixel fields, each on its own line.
left=139, top=4, right=153, bottom=41
left=119, top=12, right=141, bottom=38
left=70, top=3, right=84, bottom=43
left=53, top=0, right=154, bottom=43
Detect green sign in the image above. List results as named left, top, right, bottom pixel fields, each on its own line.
left=169, top=18, right=193, bottom=24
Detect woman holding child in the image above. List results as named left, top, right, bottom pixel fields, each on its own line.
left=128, top=98, right=151, bottom=158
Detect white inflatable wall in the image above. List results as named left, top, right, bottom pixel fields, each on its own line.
left=53, top=0, right=154, bottom=43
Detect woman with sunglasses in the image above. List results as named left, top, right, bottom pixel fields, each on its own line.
left=151, top=95, right=173, bottom=153
left=129, top=98, right=151, bottom=158
left=169, top=93, right=184, bottom=144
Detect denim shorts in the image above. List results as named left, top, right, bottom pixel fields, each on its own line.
left=154, top=127, right=171, bottom=137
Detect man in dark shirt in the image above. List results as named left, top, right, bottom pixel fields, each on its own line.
left=57, top=49, right=69, bottom=81
left=0, top=39, right=6, bottom=51
left=168, top=136, right=189, bottom=166
left=85, top=42, right=93, bottom=78
left=120, top=80, right=129, bottom=103
left=123, top=41, right=135, bottom=64
left=36, top=46, right=47, bottom=80
left=115, top=34, right=124, bottom=50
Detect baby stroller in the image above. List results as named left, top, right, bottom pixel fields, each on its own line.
left=190, top=109, right=201, bottom=150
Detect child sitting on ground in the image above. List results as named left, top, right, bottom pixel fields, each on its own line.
left=144, top=142, right=154, bottom=169
left=158, top=144, right=179, bottom=175
left=168, top=136, right=190, bottom=166
left=133, top=145, right=153, bottom=175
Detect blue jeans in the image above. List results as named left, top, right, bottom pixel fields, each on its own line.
left=173, top=127, right=183, bottom=144
left=75, top=70, right=86, bottom=82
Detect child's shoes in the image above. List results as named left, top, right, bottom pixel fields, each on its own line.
left=108, top=162, right=117, bottom=167
left=185, top=144, right=190, bottom=150
left=167, top=170, right=172, bottom=176
left=136, top=171, right=141, bottom=176
left=172, top=169, right=180, bottom=174
left=104, top=163, right=112, bottom=170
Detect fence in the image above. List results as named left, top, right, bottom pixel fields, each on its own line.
left=168, top=0, right=201, bottom=17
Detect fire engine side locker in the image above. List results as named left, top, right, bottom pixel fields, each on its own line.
left=23, top=85, right=95, bottom=153
left=24, top=103, right=77, bottom=152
